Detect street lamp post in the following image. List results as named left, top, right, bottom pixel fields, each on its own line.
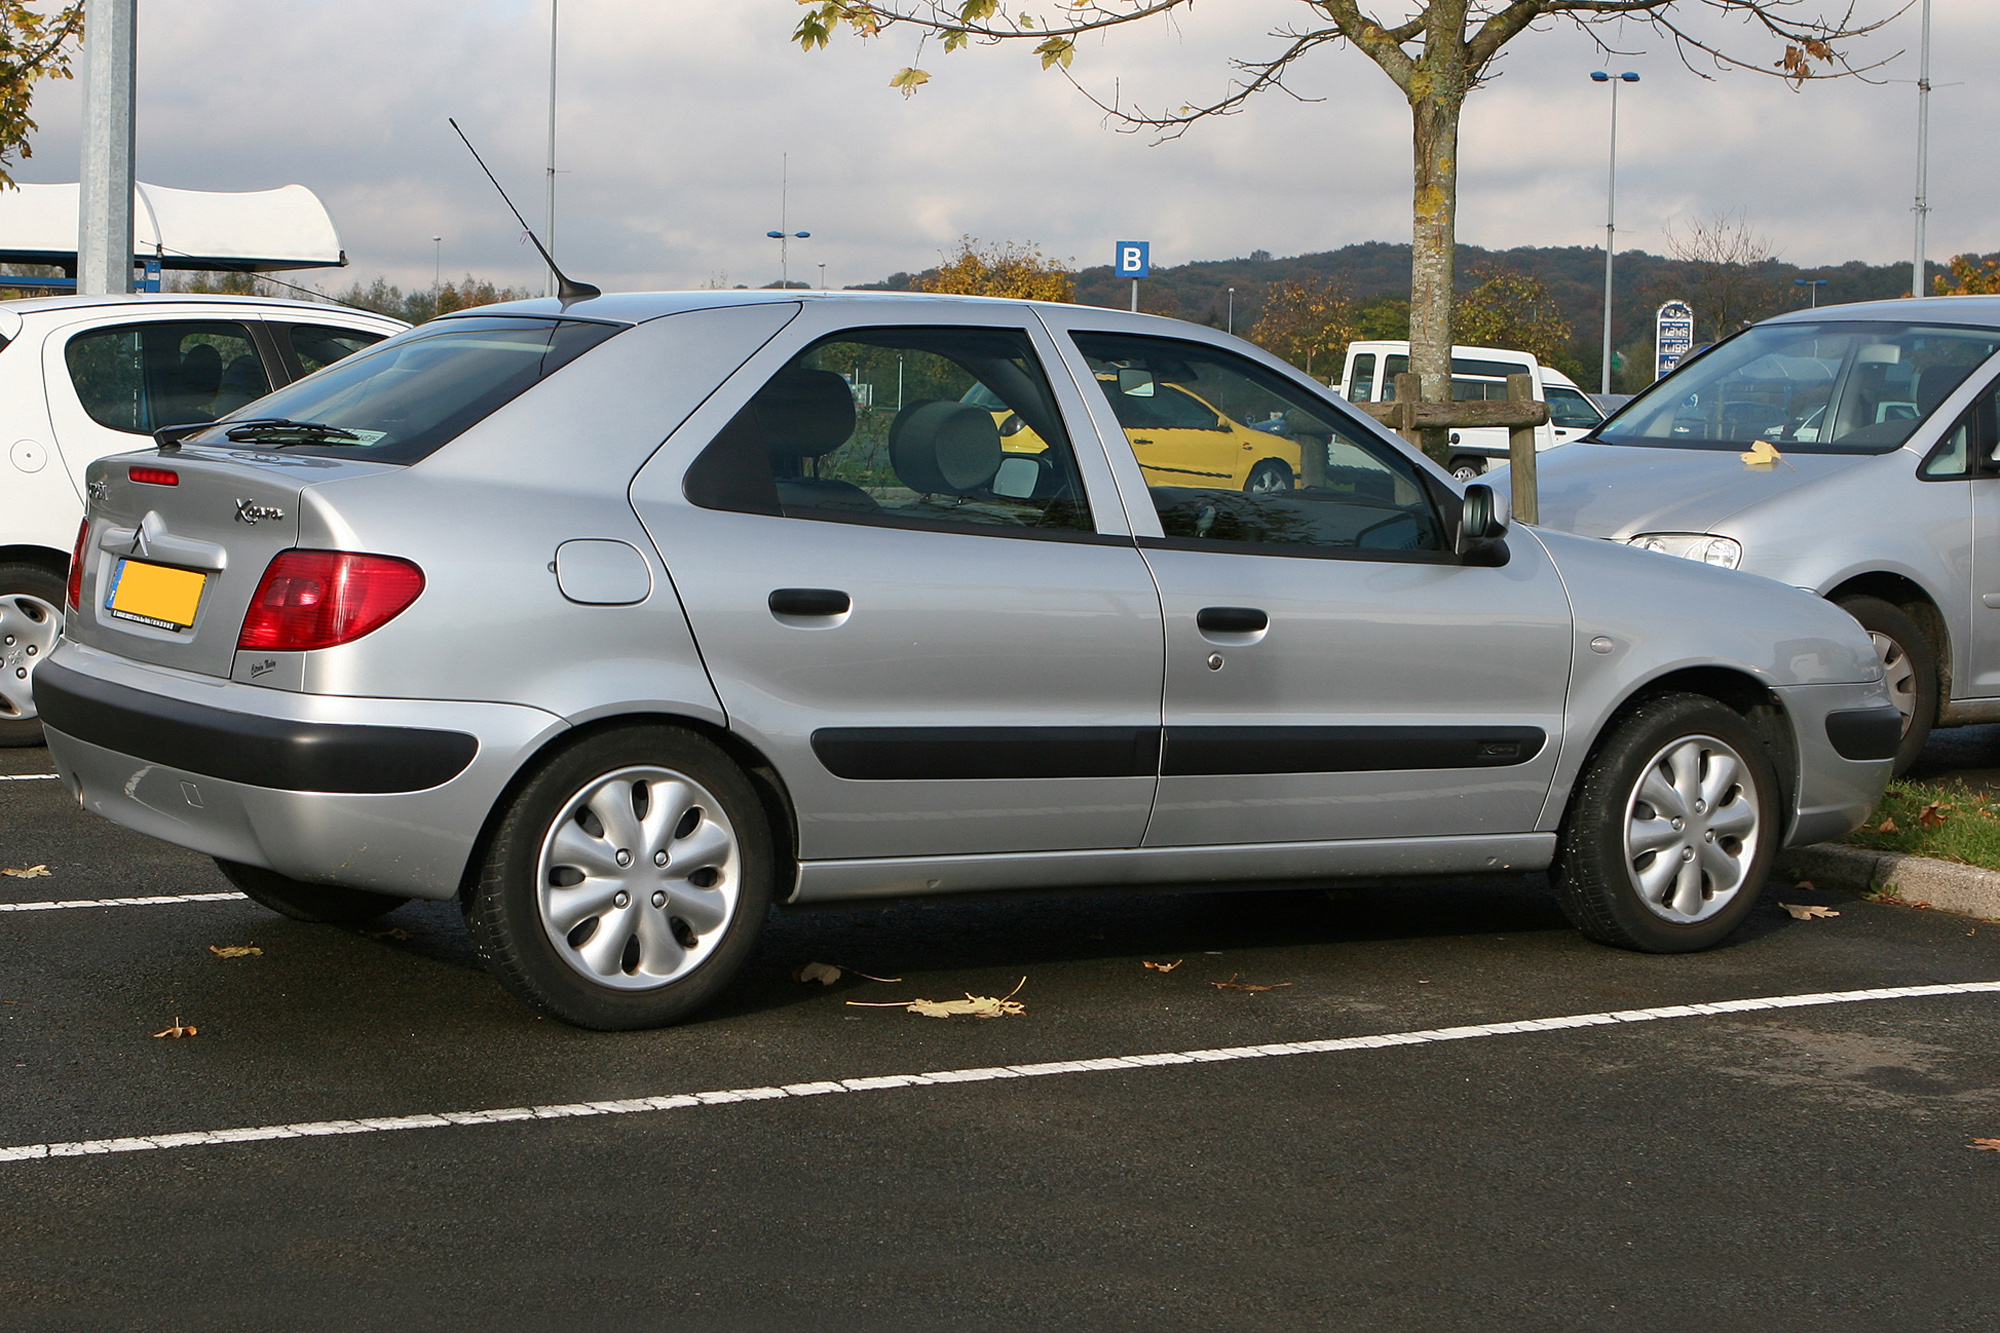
left=1913, top=0, right=1932, bottom=297
left=765, top=153, right=809, bottom=288
left=1592, top=70, right=1639, bottom=396
left=1227, top=287, right=1235, bottom=335
left=818, top=262, right=827, bottom=291
left=1794, top=278, right=1829, bottom=309
left=433, top=236, right=442, bottom=289
left=545, top=0, right=559, bottom=298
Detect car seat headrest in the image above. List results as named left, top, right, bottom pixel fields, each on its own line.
left=751, top=367, right=856, bottom=459
left=1917, top=364, right=1964, bottom=420
left=888, top=400, right=1002, bottom=496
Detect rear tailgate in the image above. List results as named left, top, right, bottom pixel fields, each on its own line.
left=67, top=446, right=377, bottom=679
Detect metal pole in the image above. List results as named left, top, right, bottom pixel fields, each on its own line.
left=1227, top=287, right=1235, bottom=335
left=545, top=0, right=558, bottom=298
left=1130, top=278, right=1138, bottom=313
left=433, top=236, right=442, bottom=288
left=1601, top=77, right=1619, bottom=396
left=780, top=154, right=788, bottom=289
left=78, top=0, right=137, bottom=296
left=1913, top=0, right=1932, bottom=297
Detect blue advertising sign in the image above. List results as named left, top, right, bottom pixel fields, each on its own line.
left=1656, top=300, right=1694, bottom=380
left=1114, top=241, right=1151, bottom=279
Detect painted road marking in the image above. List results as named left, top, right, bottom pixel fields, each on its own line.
left=0, top=892, right=244, bottom=913
left=4, top=980, right=1996, bottom=1164
left=0, top=774, right=58, bottom=781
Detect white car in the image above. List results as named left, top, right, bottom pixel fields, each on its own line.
left=0, top=294, right=404, bottom=744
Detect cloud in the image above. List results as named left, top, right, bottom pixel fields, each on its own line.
left=13, top=0, right=1989, bottom=294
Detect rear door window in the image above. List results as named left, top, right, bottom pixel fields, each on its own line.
left=1545, top=385, right=1604, bottom=430
left=64, top=320, right=272, bottom=434
left=285, top=322, right=390, bottom=376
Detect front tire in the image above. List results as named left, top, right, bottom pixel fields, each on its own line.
left=0, top=562, right=65, bottom=747
left=1551, top=692, right=1778, bottom=953
left=1244, top=459, right=1293, bottom=494
left=1448, top=456, right=1487, bottom=482
left=1834, top=594, right=1935, bottom=775
left=216, top=859, right=409, bottom=923
left=463, top=725, right=774, bottom=1030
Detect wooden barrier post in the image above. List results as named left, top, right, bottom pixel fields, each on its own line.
left=1391, top=372, right=1423, bottom=452
left=1505, top=373, right=1538, bottom=525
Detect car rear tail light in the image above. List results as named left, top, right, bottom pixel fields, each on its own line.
left=237, top=550, right=425, bottom=652
left=128, top=465, right=179, bottom=486
left=66, top=519, right=88, bottom=609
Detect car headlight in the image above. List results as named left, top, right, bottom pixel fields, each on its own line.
left=1622, top=533, right=1744, bottom=570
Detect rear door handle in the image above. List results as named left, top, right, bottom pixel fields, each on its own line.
left=769, top=588, right=850, bottom=617
left=1196, top=606, right=1268, bottom=634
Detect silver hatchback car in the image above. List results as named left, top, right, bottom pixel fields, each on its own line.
left=1521, top=296, right=2000, bottom=773
left=36, top=292, right=1896, bottom=1029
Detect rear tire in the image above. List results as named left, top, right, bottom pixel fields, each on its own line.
left=0, top=562, right=65, bottom=748
left=1244, top=459, right=1293, bottom=494
left=463, top=725, right=774, bottom=1030
left=1551, top=692, right=1778, bottom=953
left=1834, top=594, right=1935, bottom=775
left=216, top=858, right=409, bottom=923
left=1448, top=456, right=1486, bottom=482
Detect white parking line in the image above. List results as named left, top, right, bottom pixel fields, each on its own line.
left=0, top=773, right=59, bottom=781
left=4, top=979, right=1995, bottom=1164
left=0, top=892, right=244, bottom=913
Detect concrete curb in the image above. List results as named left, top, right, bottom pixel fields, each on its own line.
left=1781, top=843, right=2000, bottom=922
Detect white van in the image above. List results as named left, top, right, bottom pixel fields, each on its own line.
left=1339, top=341, right=1604, bottom=481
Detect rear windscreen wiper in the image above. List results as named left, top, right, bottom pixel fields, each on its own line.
left=221, top=418, right=363, bottom=445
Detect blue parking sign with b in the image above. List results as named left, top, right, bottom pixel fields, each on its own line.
left=1115, top=241, right=1150, bottom=278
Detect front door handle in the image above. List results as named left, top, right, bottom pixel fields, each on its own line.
left=769, top=588, right=850, bottom=617
left=1196, top=606, right=1268, bottom=634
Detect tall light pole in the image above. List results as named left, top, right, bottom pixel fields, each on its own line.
left=817, top=262, right=826, bottom=290
left=765, top=154, right=808, bottom=288
left=78, top=0, right=137, bottom=296
left=1794, top=277, right=1828, bottom=309
left=1592, top=70, right=1639, bottom=396
left=1912, top=0, right=1932, bottom=297
left=1227, top=286, right=1235, bottom=335
left=545, top=0, right=559, bottom=298
left=433, top=236, right=443, bottom=288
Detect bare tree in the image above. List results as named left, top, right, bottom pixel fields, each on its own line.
left=797, top=1, right=1899, bottom=448
left=1665, top=211, right=1782, bottom=341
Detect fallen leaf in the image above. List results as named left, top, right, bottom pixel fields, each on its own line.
left=1970, top=1138, right=2000, bottom=1152
left=1, top=864, right=50, bottom=878
left=358, top=927, right=411, bottom=941
left=1780, top=903, right=1841, bottom=920
left=794, top=961, right=843, bottom=986
left=1878, top=817, right=1898, bottom=833
left=1919, top=802, right=1954, bottom=829
left=152, top=1017, right=197, bottom=1038
left=208, top=944, right=262, bottom=959
left=1210, top=972, right=1293, bottom=992
left=1142, top=959, right=1183, bottom=973
left=1741, top=440, right=1783, bottom=468
left=847, top=977, right=1026, bottom=1018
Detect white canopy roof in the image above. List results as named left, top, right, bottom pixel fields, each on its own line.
left=0, top=181, right=345, bottom=272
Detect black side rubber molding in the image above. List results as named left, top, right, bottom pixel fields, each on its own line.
left=1823, top=706, right=1904, bottom=762
left=1196, top=606, right=1268, bottom=634
left=769, top=588, right=851, bottom=617
left=32, top=659, right=478, bottom=794
left=1162, top=725, right=1545, bottom=776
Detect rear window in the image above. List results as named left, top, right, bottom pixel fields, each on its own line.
left=188, top=316, right=622, bottom=463
left=287, top=322, right=389, bottom=375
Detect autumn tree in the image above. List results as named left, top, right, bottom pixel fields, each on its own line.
left=1454, top=265, right=1571, bottom=366
left=1665, top=210, right=1782, bottom=340
left=0, top=2, right=82, bottom=189
left=915, top=235, right=1075, bottom=301
left=1250, top=276, right=1354, bottom=378
left=1934, top=255, right=2000, bottom=297
left=796, top=0, right=1893, bottom=441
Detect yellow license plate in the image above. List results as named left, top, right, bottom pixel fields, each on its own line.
left=105, top=558, right=207, bottom=631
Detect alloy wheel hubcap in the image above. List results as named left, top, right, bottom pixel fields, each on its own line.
left=1869, top=631, right=1918, bottom=734
left=536, top=764, right=741, bottom=989
left=0, top=594, right=61, bottom=721
left=1623, top=734, right=1762, bottom=924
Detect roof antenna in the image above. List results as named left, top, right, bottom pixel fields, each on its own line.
left=448, top=117, right=599, bottom=304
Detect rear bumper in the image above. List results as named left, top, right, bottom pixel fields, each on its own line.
left=37, top=641, right=569, bottom=900
left=1776, top=681, right=1897, bottom=848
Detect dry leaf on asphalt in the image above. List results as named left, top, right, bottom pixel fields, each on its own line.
left=1780, top=903, right=1841, bottom=920
left=1, top=864, right=50, bottom=878
left=1877, top=817, right=1898, bottom=833
left=1970, top=1138, right=2000, bottom=1151
left=152, top=1017, right=197, bottom=1038
left=1210, top=973, right=1293, bottom=992
left=792, top=961, right=902, bottom=986
left=1142, top=959, right=1183, bottom=973
left=847, top=977, right=1026, bottom=1018
left=208, top=945, right=262, bottom=959
left=1919, top=802, right=1954, bottom=829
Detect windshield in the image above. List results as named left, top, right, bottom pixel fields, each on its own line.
left=188, top=316, right=623, bottom=463
left=1595, top=321, right=2000, bottom=455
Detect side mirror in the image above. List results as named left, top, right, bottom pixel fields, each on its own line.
left=1116, top=367, right=1157, bottom=398
left=1457, top=483, right=1510, bottom=558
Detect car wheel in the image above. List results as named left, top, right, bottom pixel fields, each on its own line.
left=0, top=562, right=65, bottom=747
left=1244, top=460, right=1293, bottom=494
left=1448, top=456, right=1486, bottom=482
left=1550, top=692, right=1778, bottom=953
left=463, top=725, right=774, bottom=1030
left=216, top=858, right=410, bottom=923
left=1834, top=595, right=1935, bottom=775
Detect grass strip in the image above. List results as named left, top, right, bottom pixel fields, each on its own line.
left=1838, top=778, right=2000, bottom=872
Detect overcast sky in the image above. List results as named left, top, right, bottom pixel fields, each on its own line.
left=11, top=1, right=1992, bottom=295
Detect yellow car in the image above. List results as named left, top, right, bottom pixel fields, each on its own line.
left=961, top=379, right=1303, bottom=493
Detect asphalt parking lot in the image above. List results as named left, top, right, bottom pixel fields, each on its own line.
left=4, top=737, right=1999, bottom=1332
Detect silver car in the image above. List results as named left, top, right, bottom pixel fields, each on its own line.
left=1519, top=295, right=2000, bottom=773
left=35, top=292, right=1896, bottom=1029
